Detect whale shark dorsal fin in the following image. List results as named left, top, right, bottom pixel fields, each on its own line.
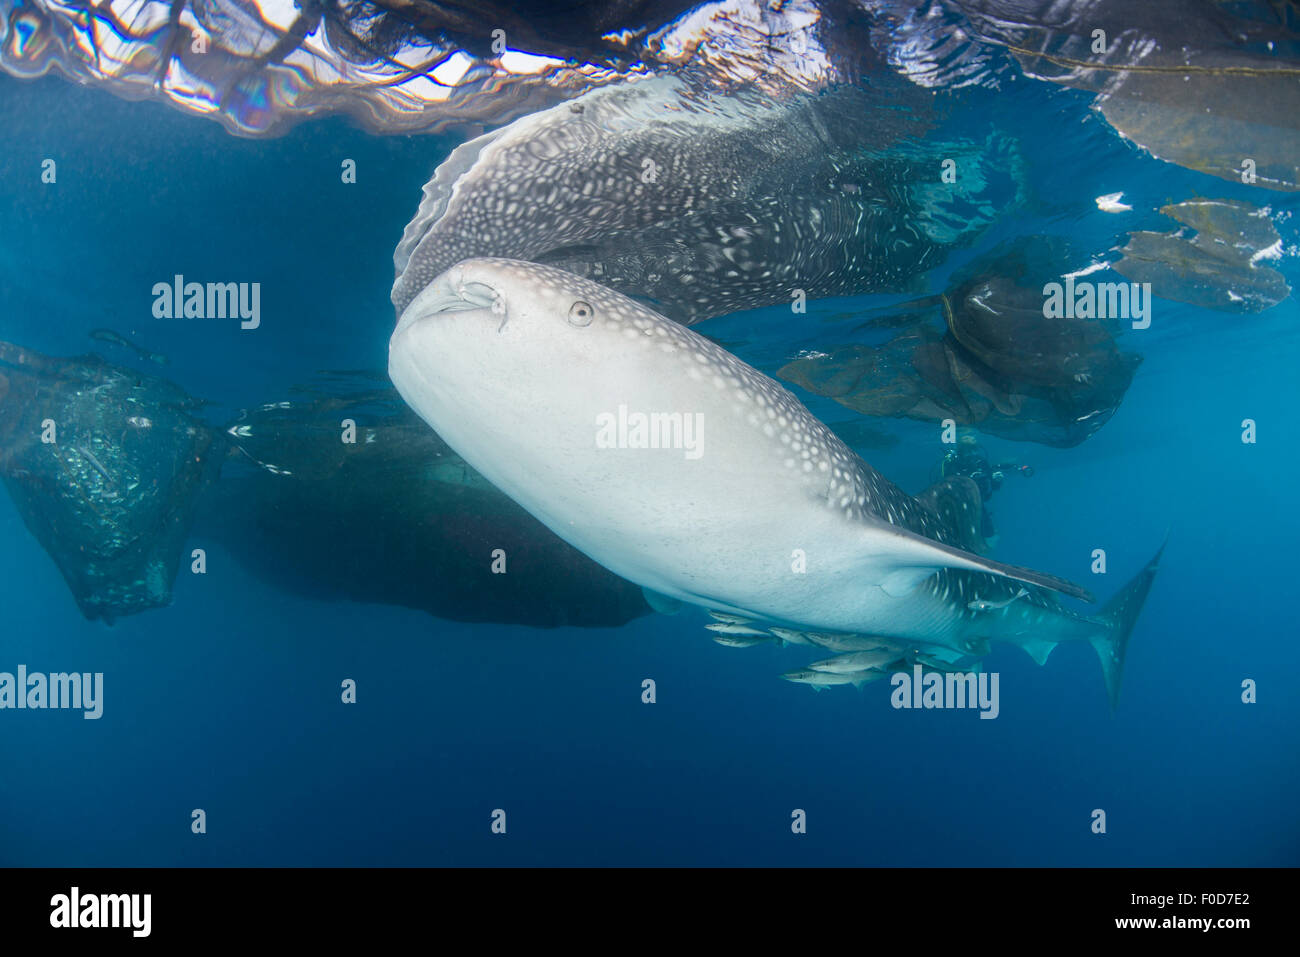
left=642, top=588, right=683, bottom=615
left=872, top=524, right=1095, bottom=603
left=915, top=475, right=990, bottom=553
left=393, top=126, right=508, bottom=277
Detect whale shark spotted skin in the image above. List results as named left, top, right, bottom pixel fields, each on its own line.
left=389, top=259, right=1161, bottom=707
left=389, top=74, right=1007, bottom=324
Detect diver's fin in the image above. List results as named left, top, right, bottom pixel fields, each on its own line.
left=874, top=524, right=1095, bottom=602
left=1089, top=540, right=1166, bottom=713
left=642, top=588, right=682, bottom=615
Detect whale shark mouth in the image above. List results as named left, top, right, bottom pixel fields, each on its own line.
left=423, top=279, right=500, bottom=316
left=396, top=272, right=505, bottom=338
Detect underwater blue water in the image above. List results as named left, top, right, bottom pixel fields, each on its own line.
left=1, top=71, right=1297, bottom=867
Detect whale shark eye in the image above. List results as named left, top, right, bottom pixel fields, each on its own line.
left=567, top=300, right=594, bottom=326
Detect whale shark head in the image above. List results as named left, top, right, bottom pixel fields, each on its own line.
left=389, top=258, right=723, bottom=517
left=392, top=257, right=642, bottom=360
left=390, top=258, right=676, bottom=438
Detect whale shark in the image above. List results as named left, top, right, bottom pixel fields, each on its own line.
left=389, top=259, right=1162, bottom=708
left=390, top=75, right=1021, bottom=324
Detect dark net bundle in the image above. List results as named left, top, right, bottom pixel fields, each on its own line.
left=204, top=384, right=652, bottom=629
left=0, top=342, right=222, bottom=622
left=778, top=238, right=1143, bottom=447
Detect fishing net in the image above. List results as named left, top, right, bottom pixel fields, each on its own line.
left=0, top=341, right=222, bottom=622
left=204, top=381, right=652, bottom=628
left=778, top=238, right=1143, bottom=447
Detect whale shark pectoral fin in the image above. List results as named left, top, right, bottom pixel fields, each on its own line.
left=642, top=588, right=683, bottom=615
left=1017, top=635, right=1059, bottom=666
left=880, top=566, right=943, bottom=597
left=871, top=525, right=1095, bottom=603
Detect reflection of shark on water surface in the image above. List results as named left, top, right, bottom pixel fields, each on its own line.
left=389, top=259, right=1164, bottom=708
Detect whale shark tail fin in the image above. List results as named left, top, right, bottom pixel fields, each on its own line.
left=1089, top=540, right=1166, bottom=713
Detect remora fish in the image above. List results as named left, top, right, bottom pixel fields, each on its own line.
left=712, top=635, right=773, bottom=649
left=705, top=622, right=770, bottom=637
left=389, top=259, right=1163, bottom=708
left=807, top=650, right=906, bottom=674
left=766, top=627, right=822, bottom=647
left=783, top=669, right=887, bottom=691
left=912, top=653, right=982, bottom=674
left=800, top=632, right=894, bottom=653
left=707, top=611, right=757, bottom=625
left=968, top=588, right=1028, bottom=612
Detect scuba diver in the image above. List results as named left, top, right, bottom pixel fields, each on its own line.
left=938, top=432, right=1034, bottom=540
